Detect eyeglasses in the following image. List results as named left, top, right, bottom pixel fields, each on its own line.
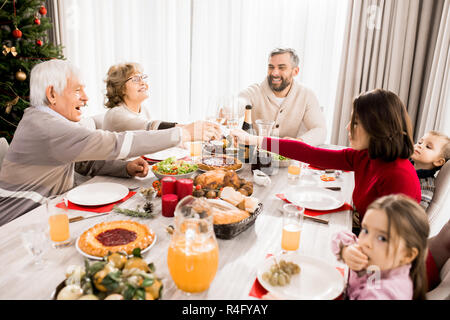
left=126, top=74, right=148, bottom=83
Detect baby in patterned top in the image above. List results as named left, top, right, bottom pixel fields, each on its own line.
left=410, top=130, right=450, bottom=210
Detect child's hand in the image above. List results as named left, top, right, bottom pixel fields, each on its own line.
left=341, top=244, right=369, bottom=271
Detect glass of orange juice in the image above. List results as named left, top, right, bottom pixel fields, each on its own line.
left=168, top=196, right=219, bottom=294
left=281, top=203, right=304, bottom=252
left=45, top=196, right=71, bottom=248
left=287, top=160, right=301, bottom=183
left=188, top=141, right=203, bottom=163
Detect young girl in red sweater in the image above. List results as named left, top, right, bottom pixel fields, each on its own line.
left=231, top=89, right=421, bottom=225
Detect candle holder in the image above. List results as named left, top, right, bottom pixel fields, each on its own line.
left=162, top=194, right=178, bottom=217
left=176, top=179, right=194, bottom=201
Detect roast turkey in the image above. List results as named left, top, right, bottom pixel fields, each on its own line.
left=194, top=169, right=243, bottom=191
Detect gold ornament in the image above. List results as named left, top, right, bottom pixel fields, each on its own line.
left=2, top=45, right=18, bottom=57
left=15, top=70, right=27, bottom=81
left=5, top=96, right=19, bottom=114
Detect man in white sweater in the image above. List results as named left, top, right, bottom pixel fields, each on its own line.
left=238, top=48, right=326, bottom=146
left=0, top=60, right=220, bottom=226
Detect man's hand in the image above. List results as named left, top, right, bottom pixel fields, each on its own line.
left=126, top=157, right=149, bottom=177
left=180, top=120, right=222, bottom=142
left=341, top=244, right=369, bottom=271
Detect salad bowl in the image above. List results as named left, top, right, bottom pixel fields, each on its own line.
left=151, top=157, right=198, bottom=180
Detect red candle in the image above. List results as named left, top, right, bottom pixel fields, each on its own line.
left=176, top=179, right=194, bottom=201
left=161, top=177, right=177, bottom=195
left=162, top=194, right=178, bottom=217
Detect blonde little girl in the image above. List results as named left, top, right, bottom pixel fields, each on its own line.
left=331, top=194, right=429, bottom=300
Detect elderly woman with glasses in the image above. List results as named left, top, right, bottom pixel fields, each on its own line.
left=103, top=62, right=177, bottom=131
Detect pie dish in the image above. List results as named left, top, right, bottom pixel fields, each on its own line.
left=198, top=155, right=242, bottom=171
left=78, top=220, right=155, bottom=258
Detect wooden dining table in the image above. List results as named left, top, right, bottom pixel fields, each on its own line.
left=0, top=152, right=354, bottom=300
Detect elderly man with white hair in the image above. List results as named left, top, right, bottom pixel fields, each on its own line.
left=0, top=59, right=221, bottom=226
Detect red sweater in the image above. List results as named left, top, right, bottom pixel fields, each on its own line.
left=263, top=137, right=421, bottom=219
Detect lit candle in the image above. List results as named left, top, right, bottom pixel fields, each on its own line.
left=176, top=179, right=194, bottom=201
left=162, top=194, right=178, bottom=217
left=161, top=176, right=177, bottom=196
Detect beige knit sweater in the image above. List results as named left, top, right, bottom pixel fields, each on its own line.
left=238, top=78, right=327, bottom=146
left=103, top=104, right=165, bottom=132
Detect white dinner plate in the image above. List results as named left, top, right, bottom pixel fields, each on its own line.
left=257, top=253, right=345, bottom=300
left=143, top=147, right=189, bottom=161
left=285, top=186, right=344, bottom=211
left=66, top=182, right=129, bottom=206
left=75, top=234, right=157, bottom=260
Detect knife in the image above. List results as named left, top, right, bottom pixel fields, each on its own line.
left=69, top=212, right=109, bottom=223
left=278, top=209, right=329, bottom=225
left=325, top=187, right=341, bottom=191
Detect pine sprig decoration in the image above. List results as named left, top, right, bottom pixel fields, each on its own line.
left=113, top=202, right=156, bottom=219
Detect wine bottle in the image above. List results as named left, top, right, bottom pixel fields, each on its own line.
left=238, top=105, right=255, bottom=163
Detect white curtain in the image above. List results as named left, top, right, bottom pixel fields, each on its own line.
left=58, top=0, right=348, bottom=141
left=58, top=0, right=192, bottom=121
left=416, top=0, right=450, bottom=138
left=331, top=0, right=446, bottom=146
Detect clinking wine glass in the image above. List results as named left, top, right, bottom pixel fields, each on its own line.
left=167, top=196, right=219, bottom=295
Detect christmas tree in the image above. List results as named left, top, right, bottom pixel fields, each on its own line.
left=0, top=0, right=64, bottom=142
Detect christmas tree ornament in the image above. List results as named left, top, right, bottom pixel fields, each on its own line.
left=15, top=70, right=27, bottom=81
left=1, top=0, right=64, bottom=141
left=39, top=5, right=47, bottom=15
left=5, top=97, right=20, bottom=114
left=2, top=45, right=18, bottom=57
left=12, top=28, right=22, bottom=39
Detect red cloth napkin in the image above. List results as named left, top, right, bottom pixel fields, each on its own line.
left=276, top=193, right=353, bottom=217
left=56, top=191, right=136, bottom=213
left=249, top=254, right=345, bottom=299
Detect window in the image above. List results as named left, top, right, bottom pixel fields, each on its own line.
left=60, top=0, right=348, bottom=143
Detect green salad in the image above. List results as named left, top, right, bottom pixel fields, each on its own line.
left=268, top=152, right=289, bottom=161
left=152, top=157, right=198, bottom=175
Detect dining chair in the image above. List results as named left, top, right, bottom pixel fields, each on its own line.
left=426, top=258, right=450, bottom=300
left=0, top=137, right=9, bottom=170
left=427, top=160, right=450, bottom=237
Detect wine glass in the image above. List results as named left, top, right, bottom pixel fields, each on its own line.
left=204, top=96, right=226, bottom=126
left=21, top=223, right=51, bottom=267
left=221, top=96, right=241, bottom=130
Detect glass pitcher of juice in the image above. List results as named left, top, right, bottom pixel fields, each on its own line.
left=167, top=196, right=219, bottom=293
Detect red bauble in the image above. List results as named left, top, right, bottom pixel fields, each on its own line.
left=36, top=39, right=43, bottom=46
left=34, top=18, right=41, bottom=25
left=12, top=28, right=22, bottom=39
left=39, top=5, right=47, bottom=15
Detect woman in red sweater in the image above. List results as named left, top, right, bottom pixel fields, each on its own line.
left=232, top=89, right=421, bottom=224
